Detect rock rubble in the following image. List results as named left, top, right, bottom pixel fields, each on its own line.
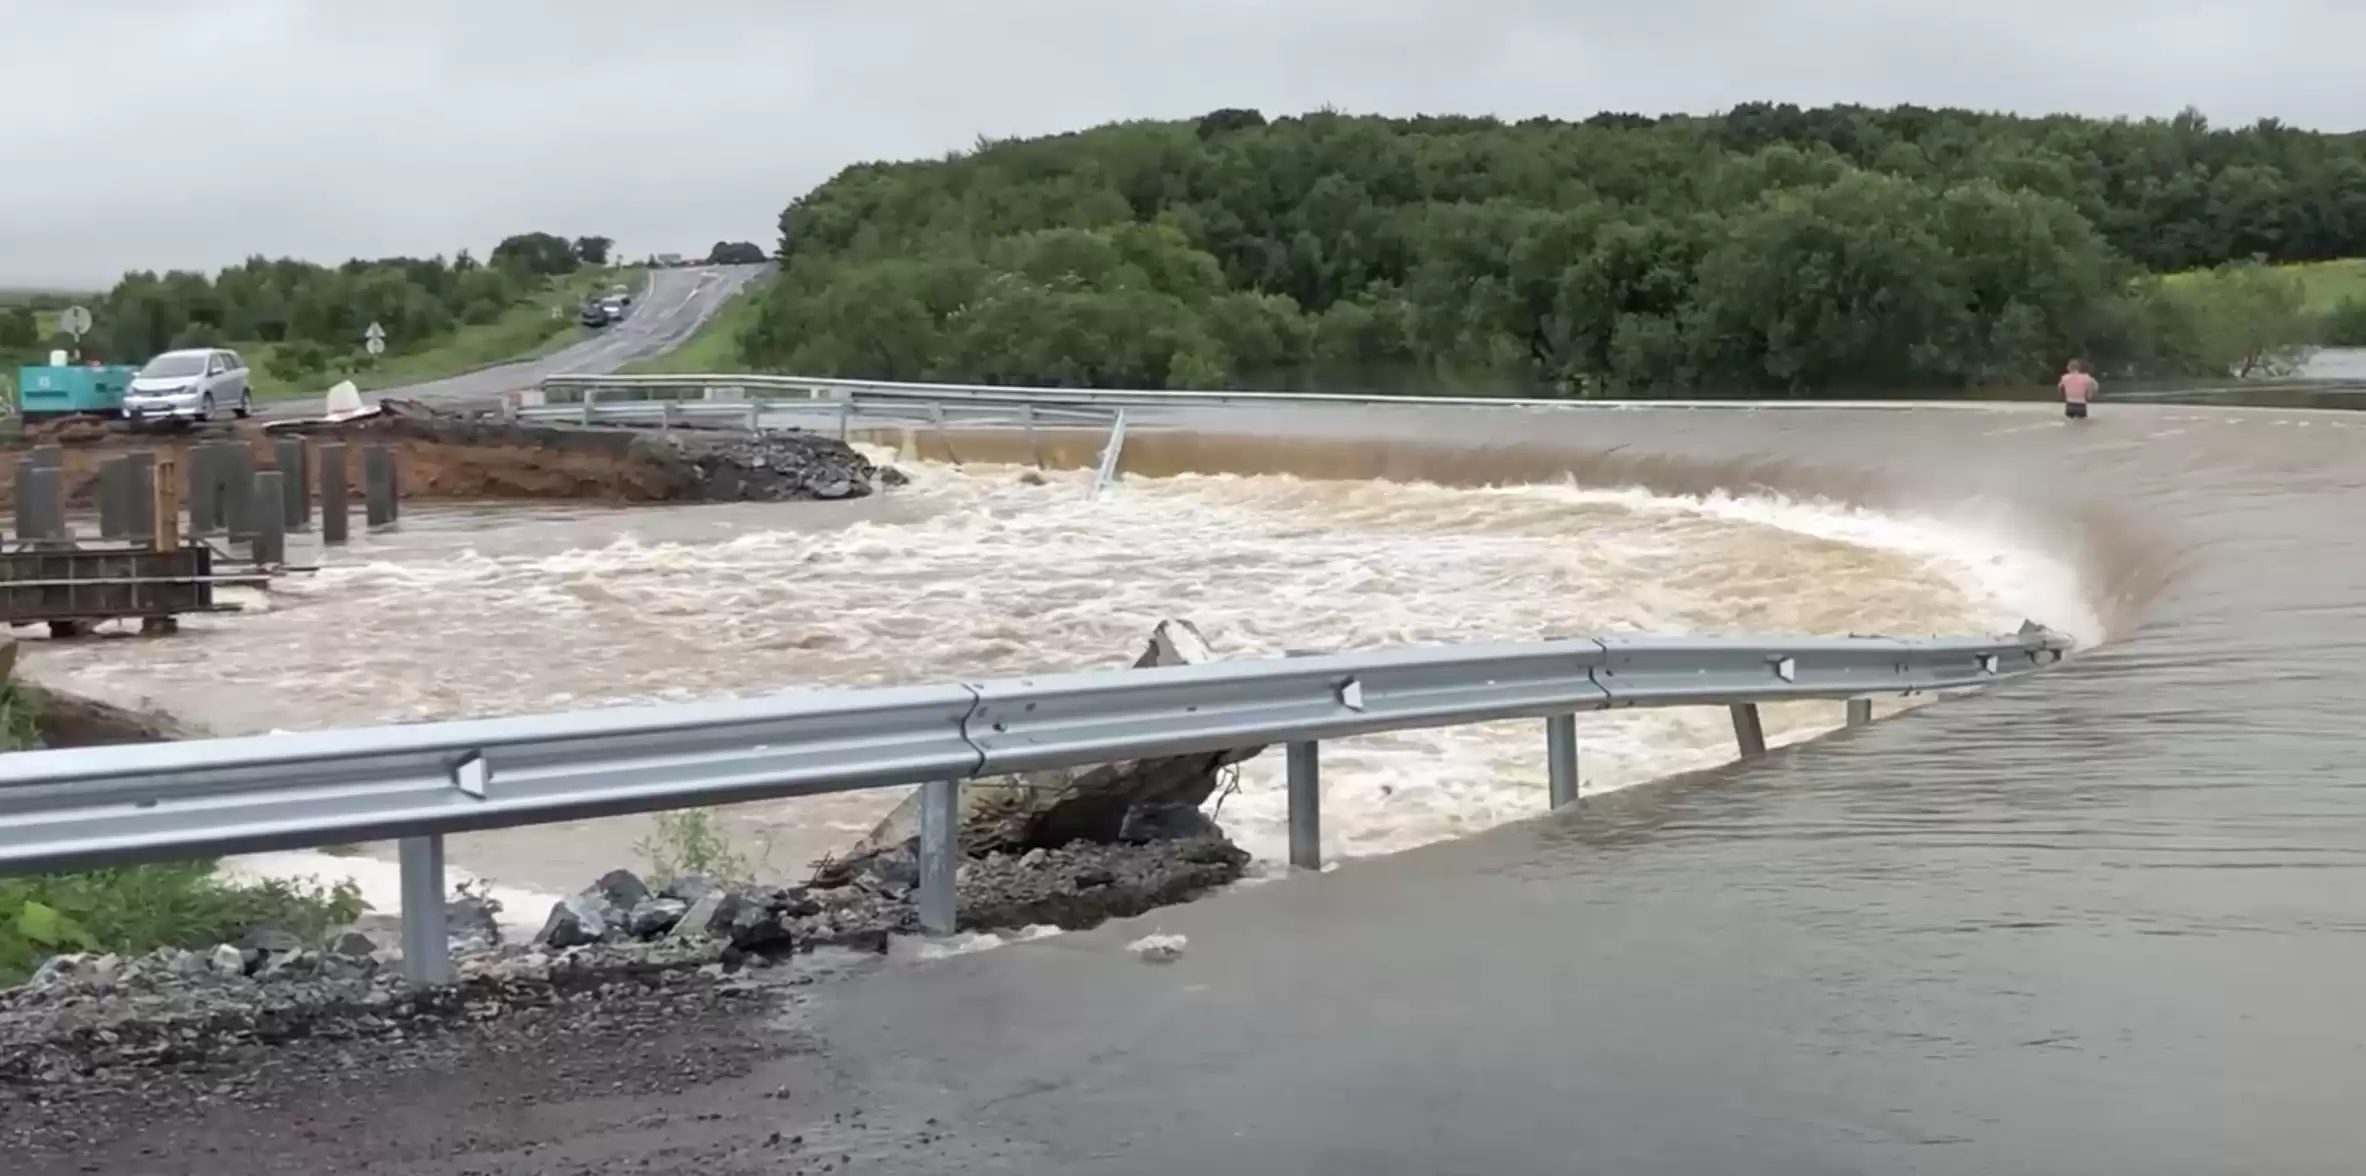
left=0, top=837, right=1246, bottom=1090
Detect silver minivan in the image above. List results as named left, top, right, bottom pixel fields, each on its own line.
left=122, top=348, right=252, bottom=423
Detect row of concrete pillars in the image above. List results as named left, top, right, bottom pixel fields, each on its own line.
left=10, top=439, right=402, bottom=559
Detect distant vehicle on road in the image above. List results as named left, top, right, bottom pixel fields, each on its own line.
left=122, top=348, right=250, bottom=426
left=580, top=298, right=615, bottom=328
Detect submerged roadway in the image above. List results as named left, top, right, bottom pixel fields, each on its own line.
left=26, top=393, right=2366, bottom=1175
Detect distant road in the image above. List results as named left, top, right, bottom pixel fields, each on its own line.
left=263, top=263, right=767, bottom=418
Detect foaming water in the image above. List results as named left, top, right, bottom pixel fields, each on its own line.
left=20, top=448, right=2089, bottom=916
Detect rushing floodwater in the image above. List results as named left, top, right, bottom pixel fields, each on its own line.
left=21, top=443, right=2094, bottom=929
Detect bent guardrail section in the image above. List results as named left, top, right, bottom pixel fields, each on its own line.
left=0, top=629, right=2072, bottom=984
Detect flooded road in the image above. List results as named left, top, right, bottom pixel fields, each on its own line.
left=20, top=443, right=2079, bottom=907
left=786, top=400, right=2366, bottom=1175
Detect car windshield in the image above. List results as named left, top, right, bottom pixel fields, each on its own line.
left=138, top=353, right=207, bottom=379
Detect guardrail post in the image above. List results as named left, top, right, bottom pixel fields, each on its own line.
left=275, top=437, right=311, bottom=531
left=1021, top=403, right=1041, bottom=467
left=317, top=442, right=349, bottom=545
left=1546, top=714, right=1580, bottom=809
left=1287, top=741, right=1322, bottom=870
left=917, top=778, right=960, bottom=935
left=397, top=835, right=452, bottom=985
left=250, top=470, right=286, bottom=566
left=1730, top=704, right=1767, bottom=757
left=1845, top=698, right=1873, bottom=726
left=1088, top=410, right=1129, bottom=501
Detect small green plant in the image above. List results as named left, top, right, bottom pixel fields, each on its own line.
left=634, top=808, right=757, bottom=885
left=0, top=865, right=365, bottom=985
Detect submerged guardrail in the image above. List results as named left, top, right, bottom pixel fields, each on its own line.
left=0, top=628, right=2070, bottom=984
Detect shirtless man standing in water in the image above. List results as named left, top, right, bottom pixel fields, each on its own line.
left=2059, top=359, right=2098, bottom=420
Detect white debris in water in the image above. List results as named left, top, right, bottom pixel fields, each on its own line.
left=1127, top=932, right=1187, bottom=963
left=894, top=924, right=1066, bottom=962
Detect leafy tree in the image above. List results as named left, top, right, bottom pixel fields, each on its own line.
left=490, top=231, right=580, bottom=277
left=718, top=103, right=2366, bottom=395
left=572, top=235, right=615, bottom=266
left=707, top=241, right=767, bottom=265
left=4, top=230, right=617, bottom=383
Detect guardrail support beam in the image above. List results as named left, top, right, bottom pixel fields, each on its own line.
left=1546, top=714, right=1580, bottom=809
left=917, top=778, right=960, bottom=935
left=1730, top=703, right=1767, bottom=757
left=1845, top=698, right=1873, bottom=726
left=397, top=835, right=452, bottom=986
left=1287, top=740, right=1322, bottom=870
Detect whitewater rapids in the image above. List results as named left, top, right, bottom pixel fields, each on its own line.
left=20, top=448, right=2099, bottom=926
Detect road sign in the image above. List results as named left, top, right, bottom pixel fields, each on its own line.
left=58, top=305, right=91, bottom=337
left=364, top=337, right=385, bottom=356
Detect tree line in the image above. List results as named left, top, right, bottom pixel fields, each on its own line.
left=737, top=103, right=2366, bottom=395
left=1, top=231, right=617, bottom=382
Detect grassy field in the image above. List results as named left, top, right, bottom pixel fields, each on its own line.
left=619, top=273, right=770, bottom=374
left=245, top=267, right=640, bottom=400
left=2163, top=257, right=2366, bottom=313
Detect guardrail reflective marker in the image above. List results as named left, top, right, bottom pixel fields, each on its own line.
left=1546, top=714, right=1580, bottom=809
left=1846, top=698, right=1873, bottom=726
left=398, top=835, right=452, bottom=985
left=1730, top=704, right=1768, bottom=757
left=917, top=778, right=960, bottom=935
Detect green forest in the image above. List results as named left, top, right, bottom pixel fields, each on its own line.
left=739, top=103, right=2366, bottom=396
left=1, top=231, right=621, bottom=396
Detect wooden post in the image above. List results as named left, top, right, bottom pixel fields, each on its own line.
left=151, top=450, right=182, bottom=552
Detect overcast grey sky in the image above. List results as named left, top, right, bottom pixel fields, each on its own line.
left=5, top=0, right=2361, bottom=288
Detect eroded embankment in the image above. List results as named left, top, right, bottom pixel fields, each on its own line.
left=0, top=407, right=884, bottom=506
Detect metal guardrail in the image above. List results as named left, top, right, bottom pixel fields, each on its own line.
left=0, top=627, right=2070, bottom=984
left=526, top=371, right=1869, bottom=414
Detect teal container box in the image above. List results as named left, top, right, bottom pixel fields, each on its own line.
left=13, top=363, right=137, bottom=418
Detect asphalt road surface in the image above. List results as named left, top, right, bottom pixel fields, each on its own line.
left=264, top=263, right=765, bottom=418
